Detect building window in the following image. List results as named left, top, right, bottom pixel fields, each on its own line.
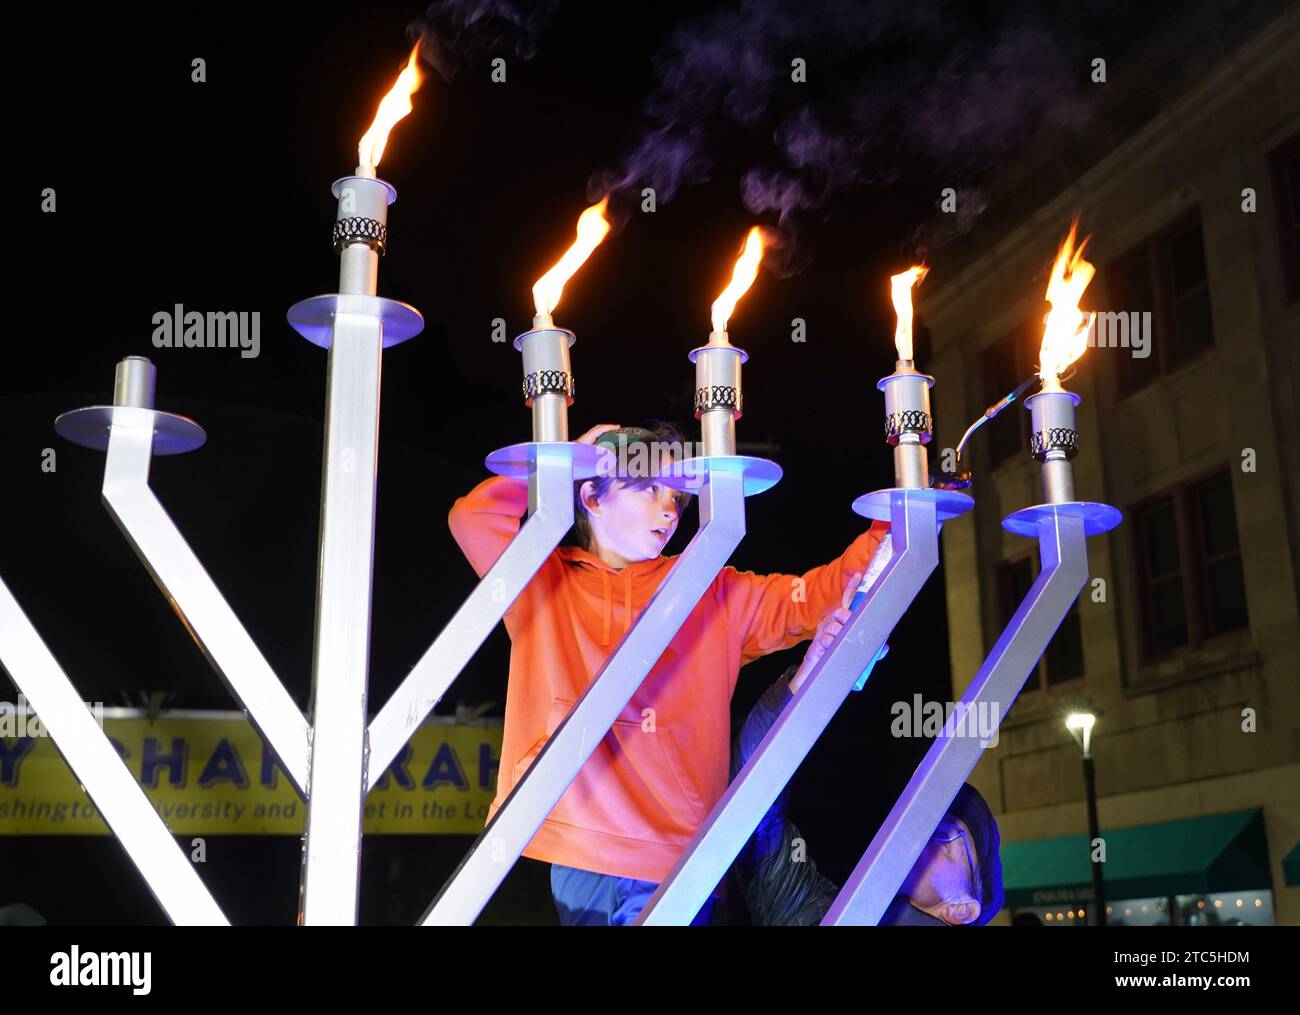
left=1268, top=133, right=1300, bottom=303
left=1108, top=211, right=1216, bottom=396
left=980, top=319, right=1039, bottom=468
left=996, top=555, right=1085, bottom=693
left=1192, top=474, right=1249, bottom=637
left=1132, top=470, right=1249, bottom=661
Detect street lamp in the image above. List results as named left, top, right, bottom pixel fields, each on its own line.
left=1066, top=711, right=1105, bottom=926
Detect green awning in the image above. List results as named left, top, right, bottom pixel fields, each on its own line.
left=1002, top=809, right=1271, bottom=907
left=1284, top=841, right=1300, bottom=887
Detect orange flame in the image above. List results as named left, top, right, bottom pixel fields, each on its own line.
left=711, top=227, right=767, bottom=336
left=1038, top=220, right=1096, bottom=391
left=358, top=43, right=423, bottom=171
left=889, top=266, right=929, bottom=362
left=531, top=198, right=612, bottom=322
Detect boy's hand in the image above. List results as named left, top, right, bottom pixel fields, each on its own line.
left=575, top=423, right=622, bottom=445
left=789, top=571, right=861, bottom=694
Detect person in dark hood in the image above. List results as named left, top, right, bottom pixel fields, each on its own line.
left=729, top=575, right=1004, bottom=926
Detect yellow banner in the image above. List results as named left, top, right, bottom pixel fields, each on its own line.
left=0, top=711, right=502, bottom=836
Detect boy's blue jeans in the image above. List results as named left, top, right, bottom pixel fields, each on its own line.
left=550, top=863, right=718, bottom=926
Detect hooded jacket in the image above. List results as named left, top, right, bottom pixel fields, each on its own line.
left=448, top=474, right=888, bottom=882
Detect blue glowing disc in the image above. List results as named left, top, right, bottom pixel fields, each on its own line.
left=1002, top=501, right=1123, bottom=537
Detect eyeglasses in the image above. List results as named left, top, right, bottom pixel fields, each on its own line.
left=934, top=819, right=982, bottom=910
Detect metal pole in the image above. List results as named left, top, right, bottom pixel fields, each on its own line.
left=1082, top=753, right=1106, bottom=926
left=297, top=311, right=382, bottom=926
left=0, top=573, right=228, bottom=925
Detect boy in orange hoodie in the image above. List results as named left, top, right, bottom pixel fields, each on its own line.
left=447, top=420, right=889, bottom=925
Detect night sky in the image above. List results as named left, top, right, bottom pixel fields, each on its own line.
left=3, top=0, right=1187, bottom=923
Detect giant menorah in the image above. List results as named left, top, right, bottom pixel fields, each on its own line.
left=0, top=53, right=1120, bottom=926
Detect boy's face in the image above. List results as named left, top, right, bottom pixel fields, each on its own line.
left=580, top=450, right=685, bottom=568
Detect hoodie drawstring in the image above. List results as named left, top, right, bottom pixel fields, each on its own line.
left=600, top=570, right=612, bottom=647
left=623, top=571, right=632, bottom=634
left=594, top=565, right=640, bottom=646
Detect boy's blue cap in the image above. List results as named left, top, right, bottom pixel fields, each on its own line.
left=593, top=426, right=655, bottom=450
left=591, top=426, right=691, bottom=486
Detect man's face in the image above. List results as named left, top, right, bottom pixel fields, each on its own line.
left=580, top=450, right=685, bottom=567
left=905, top=815, right=982, bottom=926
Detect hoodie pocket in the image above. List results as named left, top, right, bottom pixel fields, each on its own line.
left=511, top=737, right=546, bottom=790
left=540, top=697, right=707, bottom=844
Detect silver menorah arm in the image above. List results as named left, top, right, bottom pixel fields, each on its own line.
left=824, top=509, right=1092, bottom=924
left=96, top=407, right=313, bottom=798
left=421, top=463, right=762, bottom=925
left=53, top=357, right=312, bottom=800
left=636, top=488, right=954, bottom=924
left=0, top=573, right=229, bottom=925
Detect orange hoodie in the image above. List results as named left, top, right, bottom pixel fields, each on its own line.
left=448, top=474, right=888, bottom=882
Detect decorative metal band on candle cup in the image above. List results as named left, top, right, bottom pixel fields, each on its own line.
left=332, top=217, right=388, bottom=254
left=1025, top=389, right=1082, bottom=504
left=877, top=365, right=934, bottom=489
left=522, top=369, right=575, bottom=401
left=689, top=334, right=748, bottom=458
left=884, top=409, right=933, bottom=443
left=330, top=175, right=397, bottom=296
left=514, top=327, right=576, bottom=443
left=113, top=356, right=157, bottom=409
left=693, top=384, right=741, bottom=415
left=1028, top=426, right=1080, bottom=459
